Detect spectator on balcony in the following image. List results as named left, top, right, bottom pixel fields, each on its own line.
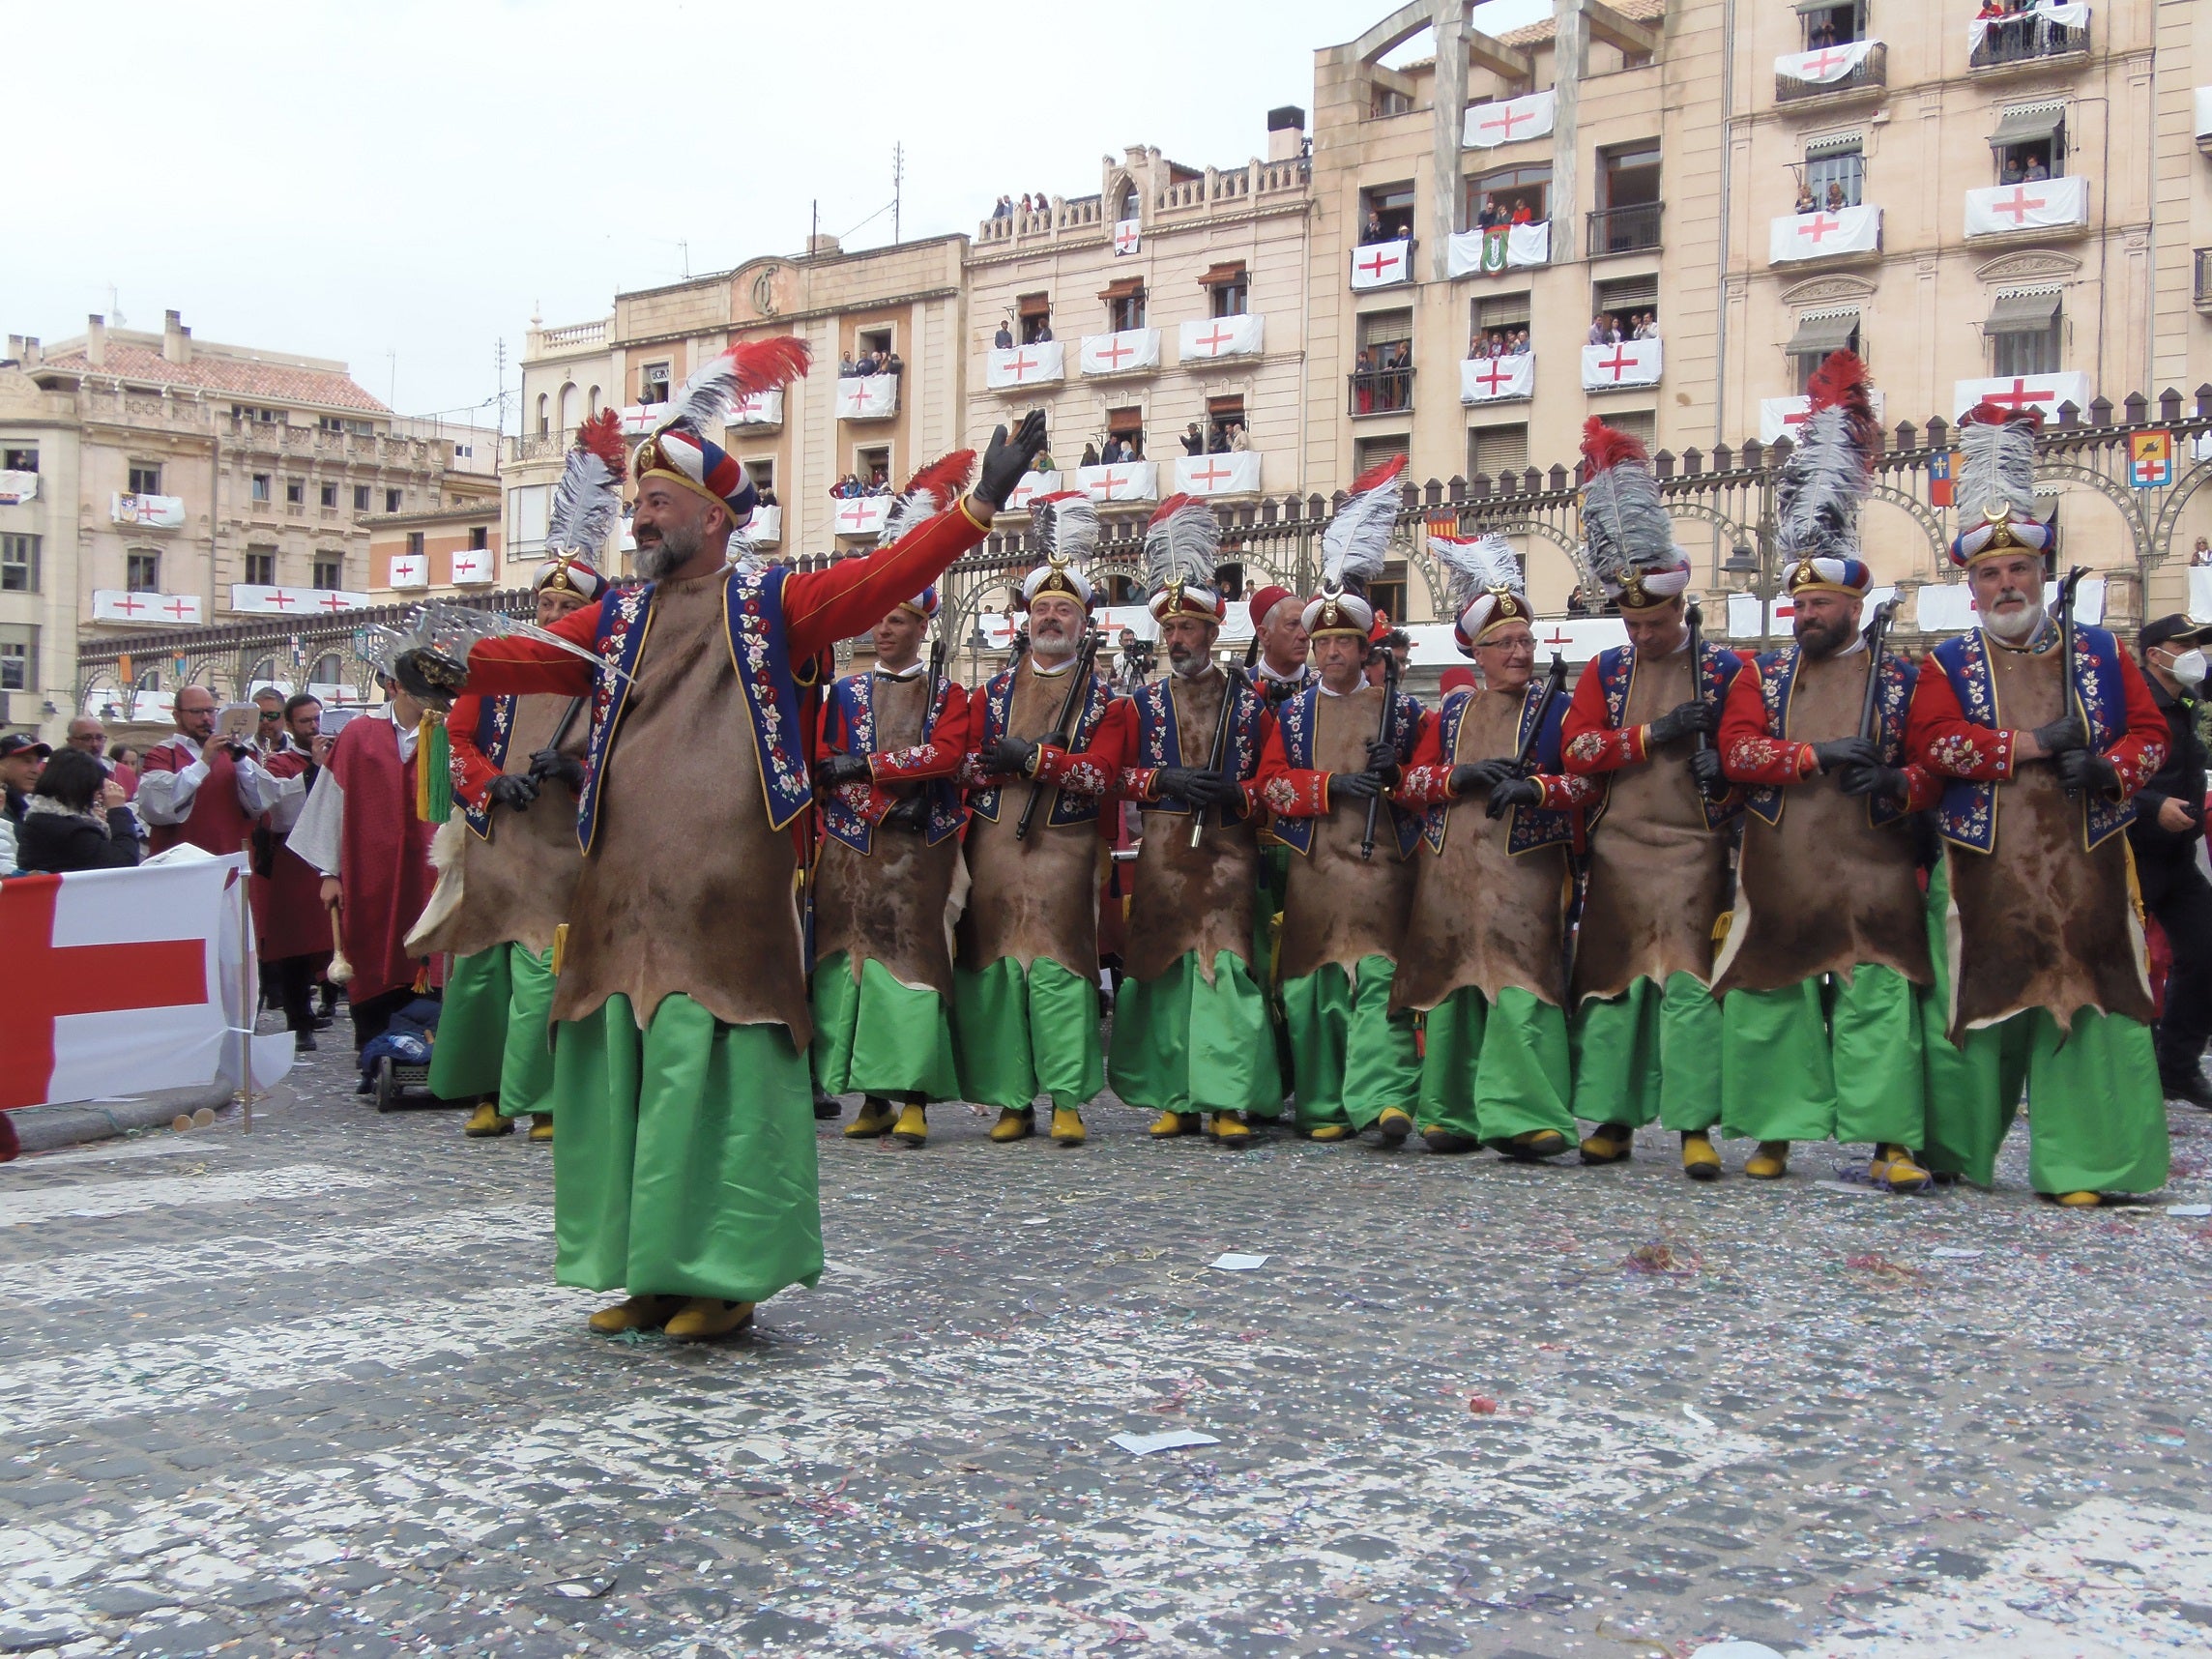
left=1643, top=313, right=1663, bottom=341
left=1824, top=181, right=1848, bottom=213
left=1587, top=314, right=1610, bottom=346
left=2001, top=155, right=2024, bottom=186
left=1975, top=0, right=2001, bottom=16
left=1509, top=196, right=1534, bottom=225
left=1019, top=192, right=1033, bottom=215
left=1229, top=422, right=1251, bottom=453
left=2192, top=537, right=2212, bottom=567
left=1354, top=348, right=1376, bottom=414
left=1081, top=442, right=1101, bottom=469
left=758, top=484, right=778, bottom=509
left=1363, top=208, right=1385, bottom=243
left=839, top=353, right=858, bottom=377
left=992, top=194, right=1013, bottom=220
left=1794, top=182, right=1818, bottom=215
left=1207, top=425, right=1230, bottom=454
left=2023, top=155, right=2050, bottom=181
left=1033, top=445, right=1056, bottom=473
left=885, top=351, right=904, bottom=377
left=1512, top=328, right=1531, bottom=355
left=1181, top=422, right=1206, bottom=456
left=994, top=321, right=1014, bottom=349
left=1032, top=319, right=1054, bottom=343
left=1475, top=193, right=1501, bottom=230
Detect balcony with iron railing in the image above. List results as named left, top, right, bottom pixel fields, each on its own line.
left=1967, top=9, right=2089, bottom=73
left=1586, top=202, right=1662, bottom=257
left=1774, top=41, right=1886, bottom=106
left=1349, top=366, right=1415, bottom=418
left=508, top=428, right=574, bottom=463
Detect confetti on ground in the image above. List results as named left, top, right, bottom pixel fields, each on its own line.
left=1208, top=1252, right=1271, bottom=1270
left=1108, top=1430, right=1222, bottom=1455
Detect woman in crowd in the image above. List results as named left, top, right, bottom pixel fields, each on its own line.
left=15, top=748, right=140, bottom=873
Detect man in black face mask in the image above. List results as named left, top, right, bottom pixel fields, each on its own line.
left=2130, top=613, right=2212, bottom=1109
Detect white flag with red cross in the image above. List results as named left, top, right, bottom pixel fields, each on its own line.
left=0, top=856, right=290, bottom=1113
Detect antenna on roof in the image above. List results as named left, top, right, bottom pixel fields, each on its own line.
left=107, top=285, right=126, bottom=327
left=892, top=142, right=904, bottom=245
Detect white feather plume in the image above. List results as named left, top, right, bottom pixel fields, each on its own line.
left=1320, top=458, right=1405, bottom=595
left=1432, top=532, right=1524, bottom=615
left=1956, top=412, right=2039, bottom=523
left=1039, top=494, right=1100, bottom=565
left=544, top=449, right=621, bottom=557
left=1143, top=497, right=1219, bottom=596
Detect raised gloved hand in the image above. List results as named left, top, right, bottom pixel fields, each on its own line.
left=1486, top=776, right=1544, bottom=819
left=1153, top=767, right=1237, bottom=808
left=1363, top=740, right=1402, bottom=786
left=2054, top=746, right=2119, bottom=794
left=816, top=751, right=874, bottom=790
left=974, top=410, right=1051, bottom=512
left=1448, top=758, right=1520, bottom=799
left=527, top=747, right=586, bottom=793
left=881, top=793, right=929, bottom=831
left=1688, top=747, right=1726, bottom=792
left=1812, top=736, right=1880, bottom=774
left=2030, top=713, right=2088, bottom=757
left=486, top=773, right=538, bottom=812
left=1837, top=762, right=1909, bottom=802
left=986, top=736, right=1039, bottom=777
left=393, top=647, right=468, bottom=707
left=1331, top=770, right=1384, bottom=801
left=1646, top=699, right=1717, bottom=746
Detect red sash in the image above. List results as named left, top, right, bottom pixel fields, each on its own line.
left=331, top=718, right=436, bottom=1002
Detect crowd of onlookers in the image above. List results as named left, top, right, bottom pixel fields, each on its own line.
left=837, top=349, right=904, bottom=378
left=830, top=472, right=891, bottom=500
left=1792, top=180, right=1856, bottom=215
left=1176, top=421, right=1252, bottom=455
left=1467, top=329, right=1532, bottom=360
left=987, top=192, right=1054, bottom=221
left=1587, top=312, right=1660, bottom=345
left=991, top=320, right=1055, bottom=349
left=1470, top=194, right=1539, bottom=230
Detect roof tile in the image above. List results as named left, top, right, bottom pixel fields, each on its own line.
left=39, top=344, right=391, bottom=414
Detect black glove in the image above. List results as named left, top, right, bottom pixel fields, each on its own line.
left=1689, top=748, right=1726, bottom=792
left=2030, top=713, right=2088, bottom=757
left=1486, top=776, right=1544, bottom=819
left=986, top=736, right=1039, bottom=777
left=881, top=793, right=929, bottom=831
left=816, top=751, right=874, bottom=789
left=1646, top=700, right=1716, bottom=746
left=1812, top=736, right=1880, bottom=774
left=393, top=647, right=468, bottom=705
left=1449, top=759, right=1521, bottom=799
left=527, top=747, right=586, bottom=793
left=486, top=773, right=538, bottom=812
left=2054, top=747, right=2119, bottom=794
left=1331, top=770, right=1383, bottom=801
left=1154, top=767, right=1237, bottom=808
left=973, top=410, right=1051, bottom=512
left=1363, top=740, right=1402, bottom=786
left=1838, top=763, right=1909, bottom=802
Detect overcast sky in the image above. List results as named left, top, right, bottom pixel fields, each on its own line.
left=10, top=1, right=1546, bottom=430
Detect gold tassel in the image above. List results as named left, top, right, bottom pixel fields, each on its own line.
left=551, top=922, right=568, bottom=977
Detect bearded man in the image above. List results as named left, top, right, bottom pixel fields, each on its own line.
left=956, top=493, right=1125, bottom=1147
left=1559, top=420, right=1747, bottom=1180
left=1708, top=349, right=1939, bottom=1191
left=810, top=454, right=978, bottom=1150
left=1100, top=495, right=1282, bottom=1145
left=396, top=338, right=1045, bottom=1339
left=1906, top=402, right=2169, bottom=1206
left=253, top=693, right=336, bottom=1055
left=1253, top=459, right=1424, bottom=1144
left=1395, top=536, right=1592, bottom=1159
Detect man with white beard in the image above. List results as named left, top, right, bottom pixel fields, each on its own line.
left=1906, top=400, right=2170, bottom=1206
left=954, top=493, right=1126, bottom=1146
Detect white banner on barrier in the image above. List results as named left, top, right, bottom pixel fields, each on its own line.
left=1965, top=175, right=2088, bottom=237
left=1759, top=389, right=1887, bottom=445
left=1968, top=2, right=2088, bottom=53
left=986, top=340, right=1066, bottom=389
left=1582, top=337, right=1663, bottom=390
left=1461, top=354, right=1535, bottom=404
left=1445, top=221, right=1551, bottom=277
left=1080, top=330, right=1160, bottom=376
left=91, top=590, right=203, bottom=626
left=112, top=492, right=186, bottom=529
left=746, top=506, right=782, bottom=545
left=0, top=469, right=37, bottom=506
left=1953, top=370, right=2093, bottom=422
left=1774, top=37, right=1877, bottom=84
left=1462, top=88, right=1556, bottom=149
left=830, top=496, right=891, bottom=538
left=834, top=376, right=898, bottom=419
left=450, top=550, right=495, bottom=586
left=1076, top=461, right=1158, bottom=504
left=1174, top=452, right=1262, bottom=497
left=1004, top=472, right=1064, bottom=513
left=386, top=555, right=428, bottom=591
left=1915, top=579, right=2104, bottom=633
left=729, top=389, right=784, bottom=426
left=229, top=586, right=369, bottom=617
left=1769, top=203, right=1880, bottom=263
left=1350, top=239, right=1412, bottom=289
left=1178, top=314, right=1264, bottom=363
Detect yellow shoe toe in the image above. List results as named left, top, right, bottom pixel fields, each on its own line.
left=890, top=1105, right=928, bottom=1148
left=1579, top=1124, right=1635, bottom=1165
left=663, top=1298, right=755, bottom=1342
left=463, top=1102, right=509, bottom=1138
left=1376, top=1108, right=1413, bottom=1146
left=1744, top=1141, right=1790, bottom=1180
left=844, top=1103, right=895, bottom=1139
left=1149, top=1111, right=1200, bottom=1139
left=1307, top=1123, right=1354, bottom=1143
left=1681, top=1132, right=1722, bottom=1181
left=989, top=1108, right=1036, bottom=1143
left=586, top=1295, right=681, bottom=1335
left=1209, top=1112, right=1252, bottom=1146
left=528, top=1114, right=554, bottom=1143
left=1049, top=1107, right=1086, bottom=1145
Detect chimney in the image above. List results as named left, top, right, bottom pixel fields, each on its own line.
left=21, top=336, right=38, bottom=367
left=806, top=233, right=842, bottom=257
left=1267, top=105, right=1306, bottom=163
left=162, top=308, right=191, bottom=364
left=86, top=314, right=106, bottom=367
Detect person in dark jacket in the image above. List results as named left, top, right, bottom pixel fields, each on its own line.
left=15, top=748, right=141, bottom=874
left=2131, top=614, right=2212, bottom=1107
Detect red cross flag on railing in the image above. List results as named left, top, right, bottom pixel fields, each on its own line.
left=1963, top=176, right=2087, bottom=237
left=1178, top=315, right=1264, bottom=362
left=1579, top=337, right=1663, bottom=390
left=1351, top=239, right=1411, bottom=289
left=1950, top=370, right=2091, bottom=423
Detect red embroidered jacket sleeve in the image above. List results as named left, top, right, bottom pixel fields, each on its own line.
left=869, top=682, right=973, bottom=784
left=1718, top=667, right=1812, bottom=786
left=1397, top=704, right=1598, bottom=811
left=1558, top=661, right=1647, bottom=774
left=443, top=693, right=503, bottom=811
left=2107, top=653, right=2171, bottom=799
left=1111, top=695, right=1270, bottom=815
left=1906, top=651, right=2015, bottom=782
left=1255, top=713, right=1331, bottom=818
left=963, top=684, right=1130, bottom=800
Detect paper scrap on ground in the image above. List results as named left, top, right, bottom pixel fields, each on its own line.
left=2167, top=1204, right=2212, bottom=1217
left=1109, top=1430, right=1221, bottom=1456
left=1930, top=1247, right=1985, bottom=1259
left=1812, top=1180, right=1884, bottom=1197
left=1209, top=1253, right=1270, bottom=1270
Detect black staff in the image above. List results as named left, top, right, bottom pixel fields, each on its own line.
left=1014, top=628, right=1100, bottom=840
left=1359, top=642, right=1401, bottom=861
left=2054, top=564, right=2090, bottom=801
left=1190, top=636, right=1262, bottom=850
left=1855, top=597, right=1898, bottom=743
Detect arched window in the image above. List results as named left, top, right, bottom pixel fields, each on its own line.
left=536, top=393, right=549, bottom=435
left=558, top=383, right=578, bottom=430
left=588, top=385, right=602, bottom=417
left=1118, top=184, right=1140, bottom=221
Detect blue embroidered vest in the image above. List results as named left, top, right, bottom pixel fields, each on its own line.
left=574, top=565, right=814, bottom=856
left=1269, top=683, right=1424, bottom=859
left=460, top=694, right=518, bottom=842
left=1930, top=621, right=2134, bottom=853
left=819, top=670, right=966, bottom=852
left=1132, top=670, right=1267, bottom=817
left=1587, top=639, right=1745, bottom=832
left=969, top=662, right=1116, bottom=830
left=1423, top=684, right=1579, bottom=857
left=1742, top=644, right=1916, bottom=831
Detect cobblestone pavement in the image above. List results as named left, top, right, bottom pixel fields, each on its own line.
left=5, top=1029, right=2212, bottom=1659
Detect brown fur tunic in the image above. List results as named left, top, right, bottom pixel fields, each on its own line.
left=1123, top=670, right=1259, bottom=985
left=552, top=568, right=810, bottom=1038
left=1394, top=687, right=1573, bottom=1012
left=957, top=658, right=1100, bottom=978
left=1712, top=650, right=1932, bottom=997
left=1571, top=646, right=1733, bottom=1004
left=1277, top=685, right=1415, bottom=984
left=1945, top=638, right=2153, bottom=1038
left=411, top=691, right=586, bottom=961
left=812, top=672, right=959, bottom=999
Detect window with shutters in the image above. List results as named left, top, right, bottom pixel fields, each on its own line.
left=641, top=362, right=672, bottom=405
left=127, top=550, right=160, bottom=593
left=353, top=484, right=370, bottom=512
left=1609, top=411, right=1658, bottom=450
left=1802, top=137, right=1865, bottom=209
left=1201, top=263, right=1249, bottom=318
left=285, top=478, right=305, bottom=506
left=245, top=548, right=276, bottom=586
left=1356, top=435, right=1411, bottom=476
left=313, top=554, right=343, bottom=591
left=386, top=488, right=403, bottom=512
left=1358, top=182, right=1416, bottom=243
left=1593, top=274, right=1660, bottom=329
left=2, top=448, right=36, bottom=473
left=128, top=462, right=161, bottom=496
left=319, top=481, right=337, bottom=509
left=1470, top=423, right=1530, bottom=480
left=1, top=534, right=37, bottom=594
left=1353, top=309, right=1414, bottom=416
left=1468, top=165, right=1551, bottom=226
